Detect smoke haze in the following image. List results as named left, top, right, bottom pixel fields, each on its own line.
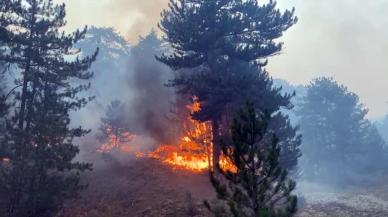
left=55, top=0, right=388, bottom=118
left=57, top=0, right=169, bottom=43
left=126, top=33, right=177, bottom=144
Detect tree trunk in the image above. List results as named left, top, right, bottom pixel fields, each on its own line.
left=18, top=63, right=30, bottom=130
left=18, top=0, right=36, bottom=130
left=212, top=119, right=220, bottom=173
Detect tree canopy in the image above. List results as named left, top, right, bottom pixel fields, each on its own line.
left=297, top=77, right=388, bottom=184
left=205, top=103, right=297, bottom=217
left=158, top=0, right=301, bottom=172
left=0, top=0, right=98, bottom=216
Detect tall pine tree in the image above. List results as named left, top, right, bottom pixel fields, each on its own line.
left=0, top=0, right=98, bottom=216
left=297, top=77, right=388, bottom=184
left=0, top=0, right=12, bottom=165
left=0, top=66, right=8, bottom=163
left=158, top=0, right=301, bottom=172
left=205, top=103, right=297, bottom=217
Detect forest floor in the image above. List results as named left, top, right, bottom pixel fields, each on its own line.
left=297, top=180, right=388, bottom=217
left=63, top=156, right=214, bottom=217
left=63, top=153, right=388, bottom=217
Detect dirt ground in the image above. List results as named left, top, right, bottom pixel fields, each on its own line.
left=63, top=154, right=388, bottom=217
left=297, top=181, right=388, bottom=217
left=63, top=156, right=214, bottom=217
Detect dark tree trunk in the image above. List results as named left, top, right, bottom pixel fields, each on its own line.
left=18, top=1, right=36, bottom=131
left=212, top=119, right=220, bottom=173
left=18, top=64, right=29, bottom=130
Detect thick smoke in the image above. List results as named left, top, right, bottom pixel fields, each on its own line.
left=57, top=0, right=388, bottom=117
left=57, top=0, right=169, bottom=42
left=70, top=27, right=132, bottom=133
left=126, top=32, right=178, bottom=144
left=109, top=0, right=169, bottom=41
left=69, top=27, right=180, bottom=154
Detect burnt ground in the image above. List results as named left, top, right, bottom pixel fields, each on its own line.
left=63, top=154, right=388, bottom=217
left=63, top=156, right=214, bottom=217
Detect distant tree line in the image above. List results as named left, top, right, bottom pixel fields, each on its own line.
left=297, top=77, right=388, bottom=186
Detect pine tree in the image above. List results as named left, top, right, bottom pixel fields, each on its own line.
left=0, top=0, right=12, bottom=42
left=0, top=67, right=8, bottom=162
left=97, top=100, right=133, bottom=152
left=0, top=0, right=98, bottom=216
left=297, top=77, right=388, bottom=184
left=358, top=123, right=388, bottom=173
left=0, top=0, right=11, bottom=120
left=0, top=0, right=11, bottom=166
left=205, top=103, right=297, bottom=217
left=157, top=0, right=301, bottom=172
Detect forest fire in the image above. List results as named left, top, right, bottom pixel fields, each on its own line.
left=137, top=97, right=237, bottom=173
left=147, top=136, right=211, bottom=172
left=96, top=97, right=237, bottom=173
left=97, top=126, right=135, bottom=153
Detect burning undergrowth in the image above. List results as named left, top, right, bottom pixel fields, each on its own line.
left=93, top=31, right=236, bottom=173
left=97, top=96, right=236, bottom=173
left=135, top=97, right=236, bottom=173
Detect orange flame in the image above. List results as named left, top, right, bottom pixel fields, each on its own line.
left=144, top=97, right=237, bottom=173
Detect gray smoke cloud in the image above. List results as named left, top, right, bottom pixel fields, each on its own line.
left=126, top=33, right=178, bottom=144
left=57, top=0, right=169, bottom=42
left=268, top=0, right=388, bottom=118
left=57, top=0, right=388, bottom=117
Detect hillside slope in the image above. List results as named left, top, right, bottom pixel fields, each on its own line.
left=63, top=154, right=388, bottom=217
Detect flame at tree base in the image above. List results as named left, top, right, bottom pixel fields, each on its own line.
left=150, top=146, right=209, bottom=172
left=148, top=135, right=211, bottom=172
left=107, top=96, right=238, bottom=173
left=136, top=97, right=237, bottom=173
left=140, top=132, right=237, bottom=173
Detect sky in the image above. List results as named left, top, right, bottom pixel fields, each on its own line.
left=56, top=0, right=388, bottom=118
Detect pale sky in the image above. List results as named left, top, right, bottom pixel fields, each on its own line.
left=56, top=0, right=388, bottom=118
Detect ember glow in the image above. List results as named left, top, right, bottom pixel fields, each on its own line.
left=4, top=158, right=9, bottom=162
left=1, top=158, right=10, bottom=164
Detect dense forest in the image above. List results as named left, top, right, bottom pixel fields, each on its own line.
left=1, top=0, right=388, bottom=217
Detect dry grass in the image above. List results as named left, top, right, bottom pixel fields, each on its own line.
left=63, top=153, right=388, bottom=217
